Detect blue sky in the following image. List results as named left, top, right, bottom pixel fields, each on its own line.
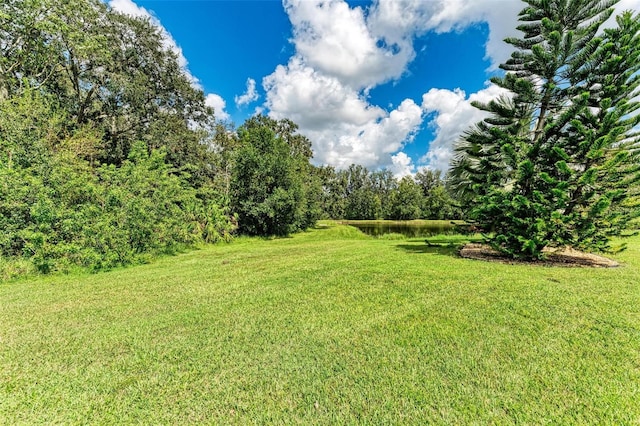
left=108, top=0, right=638, bottom=175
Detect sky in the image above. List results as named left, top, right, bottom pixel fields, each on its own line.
left=108, top=0, right=639, bottom=176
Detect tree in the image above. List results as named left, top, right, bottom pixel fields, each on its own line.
left=230, top=116, right=318, bottom=236
left=0, top=91, right=234, bottom=274
left=342, top=165, right=382, bottom=220
left=345, top=188, right=382, bottom=220
left=415, top=168, right=460, bottom=219
left=389, top=176, right=423, bottom=220
left=0, top=3, right=235, bottom=276
left=450, top=1, right=640, bottom=259
left=370, top=169, right=398, bottom=219
left=422, top=185, right=460, bottom=220
left=415, top=168, right=442, bottom=194
left=317, top=166, right=348, bottom=219
left=1, top=0, right=215, bottom=173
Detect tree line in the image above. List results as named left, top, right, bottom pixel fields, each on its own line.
left=314, top=165, right=460, bottom=221
left=0, top=0, right=324, bottom=276
left=211, top=117, right=462, bottom=233
left=1, top=0, right=638, bottom=277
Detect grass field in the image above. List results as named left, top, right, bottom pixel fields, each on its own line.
left=1, top=224, right=639, bottom=424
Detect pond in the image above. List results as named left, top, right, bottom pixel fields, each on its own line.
left=341, top=220, right=466, bottom=238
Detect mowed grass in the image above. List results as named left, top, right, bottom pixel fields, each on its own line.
left=1, top=224, right=639, bottom=424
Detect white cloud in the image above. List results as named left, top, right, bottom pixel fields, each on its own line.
left=263, top=0, right=430, bottom=170
left=390, top=152, right=415, bottom=178
left=420, top=84, right=509, bottom=171
left=369, top=0, right=523, bottom=70
left=262, top=0, right=521, bottom=173
left=264, top=58, right=384, bottom=131
left=283, top=0, right=414, bottom=90
left=264, top=0, right=639, bottom=174
left=205, top=93, right=230, bottom=121
left=234, top=78, right=260, bottom=108
left=399, top=0, right=640, bottom=69
left=264, top=57, right=423, bottom=169
left=108, top=0, right=201, bottom=88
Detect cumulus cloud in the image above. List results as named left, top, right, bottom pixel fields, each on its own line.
left=264, top=57, right=423, bottom=168
left=369, top=0, right=638, bottom=70
left=261, top=0, right=522, bottom=172
left=264, top=58, right=384, bottom=131
left=234, top=78, right=260, bottom=108
left=205, top=93, right=230, bottom=121
left=420, top=84, right=509, bottom=171
left=265, top=0, right=639, bottom=173
left=368, top=0, right=523, bottom=70
left=389, top=152, right=415, bottom=178
left=263, top=0, right=432, bottom=170
left=283, top=0, right=414, bottom=90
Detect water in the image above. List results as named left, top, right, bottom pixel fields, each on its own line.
left=344, top=221, right=461, bottom=238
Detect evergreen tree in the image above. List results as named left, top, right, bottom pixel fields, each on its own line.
left=450, top=1, right=640, bottom=259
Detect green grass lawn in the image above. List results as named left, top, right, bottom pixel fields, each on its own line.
left=1, top=224, right=639, bottom=424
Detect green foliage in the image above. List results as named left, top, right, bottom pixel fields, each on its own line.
left=389, top=176, right=423, bottom=220
left=423, top=184, right=460, bottom=220
left=85, top=142, right=234, bottom=269
left=315, top=165, right=460, bottom=221
left=230, top=116, right=319, bottom=236
left=0, top=90, right=234, bottom=275
left=370, top=169, right=398, bottom=218
left=345, top=188, right=382, bottom=220
left=450, top=2, right=640, bottom=259
left=0, top=2, right=236, bottom=277
left=339, top=164, right=379, bottom=220
left=416, top=168, right=461, bottom=219
left=1, top=0, right=216, bottom=171
left=316, top=165, right=348, bottom=219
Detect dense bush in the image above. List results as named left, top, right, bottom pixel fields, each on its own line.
left=0, top=91, right=234, bottom=276
left=0, top=0, right=238, bottom=278
left=0, top=142, right=234, bottom=274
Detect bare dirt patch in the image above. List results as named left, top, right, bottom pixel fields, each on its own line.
left=459, top=243, right=619, bottom=268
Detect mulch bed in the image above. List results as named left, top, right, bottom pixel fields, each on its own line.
left=459, top=243, right=620, bottom=268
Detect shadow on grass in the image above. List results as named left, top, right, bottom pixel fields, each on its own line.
left=395, top=243, right=460, bottom=256
left=396, top=234, right=486, bottom=256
